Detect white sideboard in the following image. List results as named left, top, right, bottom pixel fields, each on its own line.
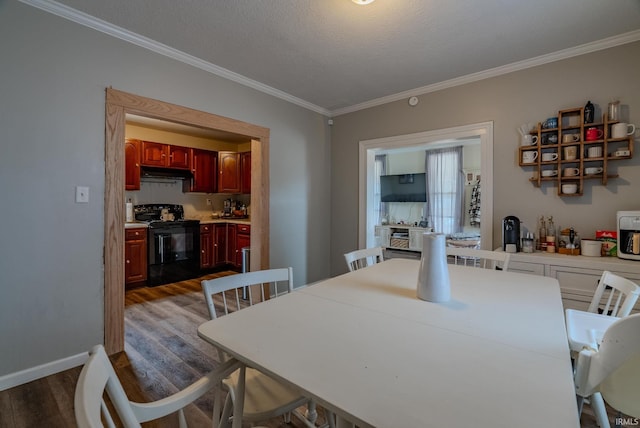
left=375, top=224, right=432, bottom=252
left=507, top=251, right=640, bottom=312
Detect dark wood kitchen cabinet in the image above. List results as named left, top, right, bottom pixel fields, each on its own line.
left=235, top=224, right=251, bottom=268
left=218, top=151, right=241, bottom=193
left=140, top=141, right=190, bottom=169
left=241, top=151, right=251, bottom=194
left=214, top=224, right=227, bottom=266
left=125, top=228, right=147, bottom=286
left=124, top=139, right=141, bottom=190
left=200, top=224, right=213, bottom=269
left=187, top=149, right=217, bottom=193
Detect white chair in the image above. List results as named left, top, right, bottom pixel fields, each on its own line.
left=344, top=247, right=384, bottom=272
left=445, top=247, right=511, bottom=271
left=574, top=313, right=640, bottom=428
left=74, top=344, right=240, bottom=428
left=202, top=268, right=331, bottom=428
left=587, top=271, right=640, bottom=317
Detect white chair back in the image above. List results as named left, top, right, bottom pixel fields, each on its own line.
left=446, top=247, right=511, bottom=271
left=344, top=247, right=384, bottom=272
left=574, top=313, right=640, bottom=426
left=74, top=345, right=238, bottom=428
left=587, top=271, right=640, bottom=317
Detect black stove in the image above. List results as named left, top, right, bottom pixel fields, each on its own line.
left=134, top=204, right=200, bottom=286
left=134, top=204, right=200, bottom=228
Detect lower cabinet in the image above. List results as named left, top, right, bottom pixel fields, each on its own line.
left=125, top=228, right=147, bottom=285
left=507, top=252, right=640, bottom=312
left=200, top=222, right=250, bottom=269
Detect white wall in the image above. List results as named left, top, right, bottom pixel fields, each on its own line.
left=0, top=1, right=330, bottom=376
left=330, top=41, right=640, bottom=276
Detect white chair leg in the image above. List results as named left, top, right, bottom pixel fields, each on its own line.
left=591, top=392, right=611, bottom=428
left=306, top=400, right=318, bottom=424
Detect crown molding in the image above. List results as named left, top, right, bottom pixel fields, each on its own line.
left=19, top=0, right=640, bottom=119
left=19, top=0, right=332, bottom=117
left=331, top=29, right=640, bottom=117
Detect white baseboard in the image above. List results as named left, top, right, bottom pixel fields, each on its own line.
left=0, top=352, right=89, bottom=391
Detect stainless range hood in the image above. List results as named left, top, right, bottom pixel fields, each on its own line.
left=140, top=166, right=193, bottom=180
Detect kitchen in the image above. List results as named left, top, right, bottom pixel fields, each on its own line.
left=124, top=116, right=253, bottom=288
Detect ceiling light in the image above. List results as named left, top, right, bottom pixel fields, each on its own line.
left=352, top=0, right=375, bottom=5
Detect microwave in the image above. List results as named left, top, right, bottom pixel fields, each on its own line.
left=617, top=211, right=640, bottom=261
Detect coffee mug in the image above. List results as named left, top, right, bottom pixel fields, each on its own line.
left=563, top=167, right=580, bottom=177
left=522, top=151, right=538, bottom=163
left=611, top=123, right=636, bottom=139
left=585, top=127, right=604, bottom=141
left=587, top=146, right=603, bottom=158
left=522, top=135, right=539, bottom=146
left=563, top=146, right=577, bottom=160
left=541, top=169, right=558, bottom=177
left=585, top=167, right=603, bottom=175
left=562, top=134, right=580, bottom=143
left=543, top=117, right=558, bottom=129
left=541, top=152, right=558, bottom=162
left=562, top=183, right=578, bottom=194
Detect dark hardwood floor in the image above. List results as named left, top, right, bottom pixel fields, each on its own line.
left=0, top=271, right=327, bottom=428
left=0, top=271, right=614, bottom=427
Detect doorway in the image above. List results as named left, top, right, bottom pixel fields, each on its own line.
left=105, top=88, right=270, bottom=354
left=358, top=122, right=494, bottom=250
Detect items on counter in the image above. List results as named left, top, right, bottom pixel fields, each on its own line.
left=596, top=230, right=617, bottom=257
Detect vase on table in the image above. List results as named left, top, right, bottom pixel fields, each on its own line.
left=417, top=233, right=451, bottom=303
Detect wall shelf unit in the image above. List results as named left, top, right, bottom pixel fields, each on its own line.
left=518, top=106, right=634, bottom=197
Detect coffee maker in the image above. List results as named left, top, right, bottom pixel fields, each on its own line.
left=617, top=211, right=640, bottom=260
left=502, top=216, right=521, bottom=253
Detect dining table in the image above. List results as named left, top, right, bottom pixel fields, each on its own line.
left=198, top=258, right=579, bottom=428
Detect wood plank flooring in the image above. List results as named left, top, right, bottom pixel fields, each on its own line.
left=0, top=271, right=614, bottom=427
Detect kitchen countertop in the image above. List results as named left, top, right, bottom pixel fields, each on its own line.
left=124, top=217, right=251, bottom=228
left=125, top=222, right=148, bottom=229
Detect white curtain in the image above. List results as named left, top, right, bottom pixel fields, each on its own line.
left=373, top=154, right=388, bottom=226
left=425, top=147, right=464, bottom=235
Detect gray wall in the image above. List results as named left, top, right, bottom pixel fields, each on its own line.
left=330, top=41, right=640, bottom=276
left=0, top=1, right=330, bottom=375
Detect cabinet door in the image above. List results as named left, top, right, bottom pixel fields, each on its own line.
left=125, top=229, right=147, bottom=284
left=375, top=226, right=390, bottom=248
left=124, top=139, right=141, bottom=190
left=213, top=224, right=227, bottom=266
left=241, top=151, right=251, bottom=194
left=168, top=145, right=191, bottom=169
left=200, top=225, right=213, bottom=268
left=227, top=224, right=237, bottom=264
left=190, top=149, right=216, bottom=193
left=141, top=141, right=168, bottom=167
left=218, top=152, right=241, bottom=193
left=409, top=229, right=424, bottom=251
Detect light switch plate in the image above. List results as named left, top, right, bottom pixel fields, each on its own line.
left=76, top=186, right=89, bottom=203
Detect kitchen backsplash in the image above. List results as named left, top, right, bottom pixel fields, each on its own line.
left=125, top=180, right=251, bottom=219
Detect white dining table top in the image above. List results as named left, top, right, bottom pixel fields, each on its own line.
left=565, top=308, right=620, bottom=352
left=198, top=258, right=579, bottom=428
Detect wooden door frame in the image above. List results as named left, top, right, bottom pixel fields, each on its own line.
left=105, top=88, right=269, bottom=354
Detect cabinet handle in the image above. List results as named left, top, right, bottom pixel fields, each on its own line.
left=126, top=260, right=130, bottom=264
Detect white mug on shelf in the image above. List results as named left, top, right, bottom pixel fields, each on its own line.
left=522, top=135, right=538, bottom=146
left=522, top=151, right=538, bottom=163
left=611, top=123, right=636, bottom=139
left=562, top=134, right=580, bottom=143
left=585, top=167, right=603, bottom=175
left=587, top=146, right=603, bottom=158
left=541, top=152, right=558, bottom=162
left=541, top=169, right=558, bottom=177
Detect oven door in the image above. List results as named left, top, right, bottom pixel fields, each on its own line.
left=147, top=223, right=200, bottom=285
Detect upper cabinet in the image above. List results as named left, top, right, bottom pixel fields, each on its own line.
left=241, top=151, right=251, bottom=194
left=188, top=149, right=217, bottom=193
left=140, top=141, right=191, bottom=169
left=218, top=151, right=241, bottom=193
left=124, top=139, right=141, bottom=191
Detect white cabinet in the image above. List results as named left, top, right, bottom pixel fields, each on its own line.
left=376, top=225, right=432, bottom=252
left=507, top=252, right=640, bottom=312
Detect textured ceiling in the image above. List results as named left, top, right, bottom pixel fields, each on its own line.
left=30, top=0, right=640, bottom=115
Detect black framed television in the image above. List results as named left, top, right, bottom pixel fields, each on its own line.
left=380, top=173, right=427, bottom=202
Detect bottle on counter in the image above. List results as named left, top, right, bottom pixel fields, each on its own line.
left=538, top=215, right=547, bottom=251
left=125, top=198, right=134, bottom=222
left=546, top=216, right=556, bottom=253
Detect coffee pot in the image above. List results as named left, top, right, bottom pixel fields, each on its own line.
left=503, top=216, right=521, bottom=253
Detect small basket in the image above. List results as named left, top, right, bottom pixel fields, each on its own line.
left=390, top=238, right=409, bottom=248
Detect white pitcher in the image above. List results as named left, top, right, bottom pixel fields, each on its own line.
left=417, top=233, right=451, bottom=303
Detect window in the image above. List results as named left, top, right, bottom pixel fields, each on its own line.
left=425, top=147, right=464, bottom=235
